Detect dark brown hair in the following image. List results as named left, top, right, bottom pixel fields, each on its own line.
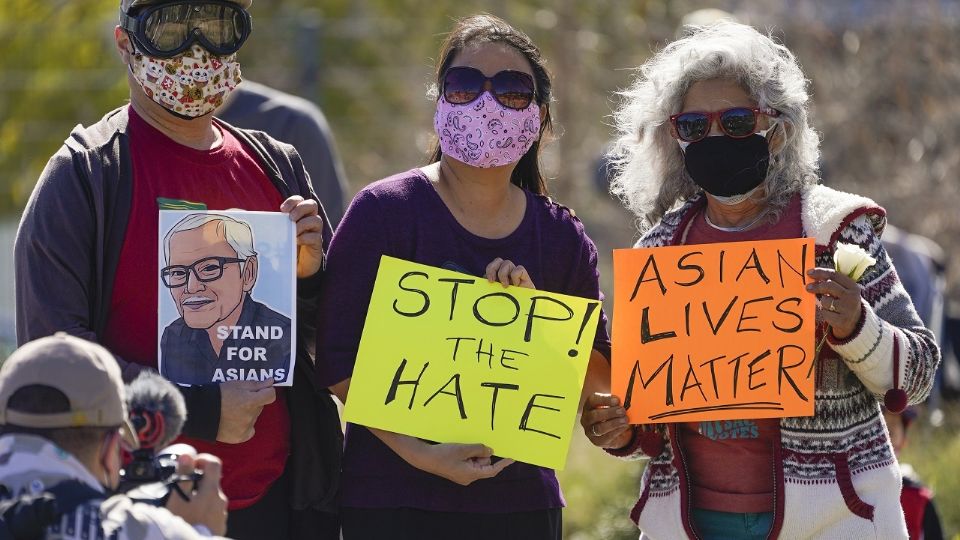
left=428, top=14, right=553, bottom=195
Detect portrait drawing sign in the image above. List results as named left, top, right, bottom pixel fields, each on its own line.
left=157, top=210, right=297, bottom=386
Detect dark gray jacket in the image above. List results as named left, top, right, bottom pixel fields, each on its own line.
left=217, top=80, right=348, bottom=227
left=14, top=106, right=340, bottom=514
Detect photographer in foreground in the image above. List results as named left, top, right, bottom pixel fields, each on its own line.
left=0, top=334, right=227, bottom=539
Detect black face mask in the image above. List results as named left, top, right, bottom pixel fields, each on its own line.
left=683, top=134, right=770, bottom=197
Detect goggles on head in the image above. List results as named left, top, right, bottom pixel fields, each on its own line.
left=120, top=0, right=252, bottom=58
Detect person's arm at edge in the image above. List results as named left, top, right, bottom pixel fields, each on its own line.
left=826, top=215, right=941, bottom=404
left=15, top=141, right=221, bottom=441
left=287, top=144, right=331, bottom=367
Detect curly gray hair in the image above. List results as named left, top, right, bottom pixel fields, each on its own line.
left=608, top=21, right=820, bottom=230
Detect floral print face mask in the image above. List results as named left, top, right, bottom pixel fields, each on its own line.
left=129, top=44, right=241, bottom=118
left=433, top=92, right=541, bottom=168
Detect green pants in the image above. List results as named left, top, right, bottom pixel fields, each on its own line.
left=691, top=508, right=774, bottom=540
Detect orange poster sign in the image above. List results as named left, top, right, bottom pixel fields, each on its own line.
left=612, top=238, right=816, bottom=424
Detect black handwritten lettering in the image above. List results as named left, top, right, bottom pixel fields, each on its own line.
left=446, top=337, right=476, bottom=362
left=623, top=355, right=674, bottom=409
left=675, top=251, right=705, bottom=287
left=473, top=292, right=521, bottom=327
left=703, top=296, right=738, bottom=335
left=647, top=402, right=783, bottom=421
left=475, top=339, right=495, bottom=368
left=438, top=277, right=476, bottom=321
left=569, top=303, right=599, bottom=357
left=680, top=355, right=707, bottom=402
left=699, top=355, right=725, bottom=399
left=641, top=306, right=677, bottom=344
left=777, top=244, right=808, bottom=288
left=778, top=344, right=809, bottom=401
left=424, top=373, right=467, bottom=419
left=481, top=382, right=519, bottom=430
left=726, top=352, right=749, bottom=399
left=499, top=349, right=527, bottom=370
left=736, top=248, right=770, bottom=284
left=393, top=271, right=430, bottom=317
left=773, top=298, right=803, bottom=333
left=737, top=296, right=774, bottom=333
left=747, top=349, right=771, bottom=391
left=629, top=254, right=667, bottom=299
left=518, top=393, right=564, bottom=439
left=719, top=250, right=725, bottom=283
left=384, top=359, right=429, bottom=409
left=524, top=296, right=574, bottom=342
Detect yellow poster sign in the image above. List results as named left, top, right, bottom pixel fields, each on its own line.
left=612, top=238, right=817, bottom=424
left=344, top=256, right=601, bottom=470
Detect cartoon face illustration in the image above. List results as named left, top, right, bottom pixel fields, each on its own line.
left=178, top=73, right=194, bottom=86
left=192, top=68, right=210, bottom=85
left=146, top=63, right=164, bottom=82
left=158, top=89, right=178, bottom=108
left=163, top=221, right=255, bottom=330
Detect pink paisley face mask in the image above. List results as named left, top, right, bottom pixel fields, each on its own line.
left=434, top=93, right=541, bottom=168
left=130, top=45, right=241, bottom=118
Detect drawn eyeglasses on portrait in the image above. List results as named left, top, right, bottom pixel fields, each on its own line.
left=160, top=256, right=248, bottom=288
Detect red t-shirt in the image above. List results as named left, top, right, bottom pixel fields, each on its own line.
left=679, top=193, right=803, bottom=513
left=102, top=106, right=290, bottom=510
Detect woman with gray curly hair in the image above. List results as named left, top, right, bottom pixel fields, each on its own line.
left=581, top=21, right=939, bottom=539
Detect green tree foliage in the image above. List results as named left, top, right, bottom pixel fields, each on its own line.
left=0, top=0, right=129, bottom=212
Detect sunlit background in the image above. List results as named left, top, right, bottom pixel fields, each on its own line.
left=2, top=1, right=959, bottom=538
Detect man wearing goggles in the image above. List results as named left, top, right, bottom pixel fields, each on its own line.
left=15, top=1, right=341, bottom=539
left=120, top=0, right=252, bottom=118
left=121, top=0, right=252, bottom=59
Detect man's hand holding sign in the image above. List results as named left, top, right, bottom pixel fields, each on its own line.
left=158, top=199, right=322, bottom=444
left=343, top=256, right=602, bottom=474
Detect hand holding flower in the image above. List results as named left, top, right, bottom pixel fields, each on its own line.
left=807, top=269, right=863, bottom=339
left=807, top=243, right=877, bottom=355
left=833, top=242, right=878, bottom=281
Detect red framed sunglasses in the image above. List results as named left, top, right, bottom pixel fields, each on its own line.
left=442, top=66, right=536, bottom=110
left=669, top=107, right=780, bottom=143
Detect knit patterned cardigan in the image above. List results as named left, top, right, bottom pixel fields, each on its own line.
left=610, top=185, right=940, bottom=540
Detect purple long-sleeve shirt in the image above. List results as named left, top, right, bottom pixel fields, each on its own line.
left=316, top=169, right=611, bottom=513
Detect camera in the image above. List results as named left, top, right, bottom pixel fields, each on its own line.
left=122, top=446, right=179, bottom=484
left=117, top=372, right=198, bottom=505
left=123, top=444, right=203, bottom=506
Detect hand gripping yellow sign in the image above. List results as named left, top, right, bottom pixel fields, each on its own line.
left=344, top=256, right=601, bottom=470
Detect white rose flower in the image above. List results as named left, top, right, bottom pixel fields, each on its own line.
left=833, top=242, right=877, bottom=281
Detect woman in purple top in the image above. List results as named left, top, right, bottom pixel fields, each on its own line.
left=315, top=14, right=611, bottom=540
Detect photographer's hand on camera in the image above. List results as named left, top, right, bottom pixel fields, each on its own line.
left=165, top=453, right=228, bottom=536
left=216, top=379, right=276, bottom=443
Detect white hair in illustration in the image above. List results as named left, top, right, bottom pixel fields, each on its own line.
left=163, top=213, right=257, bottom=265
